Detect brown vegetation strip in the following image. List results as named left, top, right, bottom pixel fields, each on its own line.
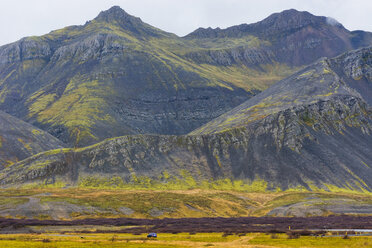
left=1, top=216, right=372, bottom=234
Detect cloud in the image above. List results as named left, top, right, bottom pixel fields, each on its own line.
left=326, top=17, right=341, bottom=26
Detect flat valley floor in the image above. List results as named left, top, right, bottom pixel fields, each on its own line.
left=0, top=232, right=371, bottom=248
left=1, top=188, right=372, bottom=247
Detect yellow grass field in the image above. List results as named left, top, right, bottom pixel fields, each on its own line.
left=1, top=188, right=372, bottom=219
left=0, top=233, right=371, bottom=248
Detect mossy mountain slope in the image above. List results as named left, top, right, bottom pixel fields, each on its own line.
left=0, top=7, right=371, bottom=147
left=1, top=47, right=372, bottom=192
left=0, top=110, right=64, bottom=169
left=0, top=6, right=254, bottom=147
left=191, top=47, right=372, bottom=135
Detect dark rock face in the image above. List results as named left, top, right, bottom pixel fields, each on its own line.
left=2, top=47, right=372, bottom=192
left=184, top=47, right=276, bottom=67
left=111, top=86, right=249, bottom=134
left=0, top=38, right=51, bottom=64
left=0, top=111, right=64, bottom=169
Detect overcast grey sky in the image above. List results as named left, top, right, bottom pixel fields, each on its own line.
left=0, top=0, right=371, bottom=46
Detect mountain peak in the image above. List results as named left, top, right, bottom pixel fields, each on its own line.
left=270, top=9, right=317, bottom=22
left=185, top=9, right=346, bottom=39
left=274, top=8, right=342, bottom=28
left=92, top=6, right=165, bottom=37
left=276, top=8, right=309, bottom=16
left=94, top=6, right=144, bottom=27
left=253, top=8, right=344, bottom=34
left=95, top=6, right=132, bottom=21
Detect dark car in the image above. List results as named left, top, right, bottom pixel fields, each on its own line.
left=147, top=233, right=157, bottom=238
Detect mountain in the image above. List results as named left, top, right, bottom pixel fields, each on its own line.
left=0, top=110, right=64, bottom=169
left=2, top=47, right=371, bottom=192
left=190, top=46, right=372, bottom=134
left=0, top=6, right=252, bottom=147
left=185, top=9, right=372, bottom=66
left=0, top=7, right=370, bottom=147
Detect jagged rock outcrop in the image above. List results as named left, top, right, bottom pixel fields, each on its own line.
left=328, top=47, right=372, bottom=105
left=0, top=38, right=52, bottom=64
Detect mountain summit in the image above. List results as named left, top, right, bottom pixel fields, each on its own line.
left=186, top=9, right=345, bottom=38
left=95, top=5, right=136, bottom=22
left=185, top=9, right=371, bottom=65
left=251, top=9, right=345, bottom=36
left=92, top=6, right=159, bottom=36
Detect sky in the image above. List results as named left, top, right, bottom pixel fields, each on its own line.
left=0, top=0, right=371, bottom=46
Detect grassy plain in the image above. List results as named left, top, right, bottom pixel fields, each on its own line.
left=0, top=232, right=371, bottom=248
left=1, top=188, right=372, bottom=219
left=1, top=189, right=372, bottom=247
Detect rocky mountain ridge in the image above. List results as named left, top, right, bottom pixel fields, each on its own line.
left=185, top=9, right=372, bottom=66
